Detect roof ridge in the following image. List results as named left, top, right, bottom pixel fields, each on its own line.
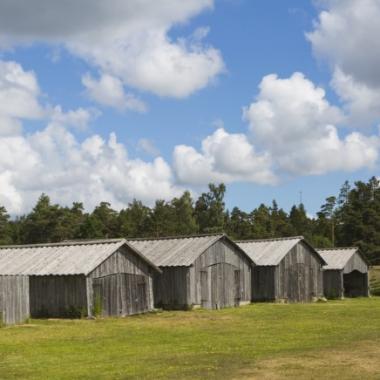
left=126, top=233, right=225, bottom=242
left=236, top=236, right=304, bottom=243
left=0, top=238, right=126, bottom=249
left=317, top=247, right=358, bottom=251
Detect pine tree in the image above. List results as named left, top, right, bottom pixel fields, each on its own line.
left=0, top=206, right=12, bottom=245
left=226, top=207, right=253, bottom=240
left=195, top=183, right=226, bottom=233
left=171, top=191, right=198, bottom=235
left=119, top=200, right=151, bottom=238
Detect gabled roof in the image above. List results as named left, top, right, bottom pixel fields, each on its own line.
left=317, top=247, right=368, bottom=270
left=127, top=234, right=251, bottom=267
left=236, top=236, right=326, bottom=266
left=0, top=239, right=161, bottom=276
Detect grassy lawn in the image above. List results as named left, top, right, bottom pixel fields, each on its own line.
left=1, top=298, right=380, bottom=379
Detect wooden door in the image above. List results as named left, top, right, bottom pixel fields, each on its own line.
left=93, top=273, right=149, bottom=317
left=234, top=270, right=241, bottom=306
left=209, top=263, right=238, bottom=309
left=92, top=279, right=107, bottom=317
left=297, top=263, right=305, bottom=302
left=200, top=271, right=209, bottom=308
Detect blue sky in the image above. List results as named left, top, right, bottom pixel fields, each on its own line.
left=0, top=0, right=379, bottom=215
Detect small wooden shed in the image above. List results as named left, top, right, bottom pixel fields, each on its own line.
left=317, top=247, right=370, bottom=298
left=0, top=239, right=160, bottom=324
left=236, top=236, right=326, bottom=303
left=127, top=234, right=253, bottom=310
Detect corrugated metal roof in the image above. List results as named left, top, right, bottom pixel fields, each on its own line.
left=236, top=237, right=303, bottom=266
left=127, top=234, right=225, bottom=267
left=317, top=248, right=358, bottom=270
left=0, top=239, right=160, bottom=276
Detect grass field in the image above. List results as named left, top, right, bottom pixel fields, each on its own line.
left=1, top=298, right=380, bottom=379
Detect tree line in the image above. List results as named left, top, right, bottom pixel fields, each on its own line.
left=0, top=177, right=379, bottom=264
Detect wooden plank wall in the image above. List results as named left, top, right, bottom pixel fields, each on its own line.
left=153, top=267, right=189, bottom=309
left=0, top=275, right=29, bottom=325
left=29, top=275, right=87, bottom=317
left=190, top=239, right=252, bottom=309
left=323, top=270, right=344, bottom=299
left=344, top=253, right=368, bottom=274
left=275, top=242, right=324, bottom=302
left=93, top=273, right=149, bottom=316
left=252, top=266, right=276, bottom=301
left=87, top=246, right=154, bottom=316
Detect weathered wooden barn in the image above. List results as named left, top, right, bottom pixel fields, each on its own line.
left=127, top=234, right=253, bottom=310
left=317, top=247, right=370, bottom=298
left=236, top=237, right=326, bottom=302
left=0, top=239, right=160, bottom=324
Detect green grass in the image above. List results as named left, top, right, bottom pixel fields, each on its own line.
left=1, top=298, right=380, bottom=379
left=370, top=266, right=380, bottom=295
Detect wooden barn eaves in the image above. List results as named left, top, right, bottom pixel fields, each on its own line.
left=317, top=247, right=369, bottom=270
left=127, top=234, right=251, bottom=267
left=0, top=239, right=161, bottom=276
left=236, top=236, right=327, bottom=266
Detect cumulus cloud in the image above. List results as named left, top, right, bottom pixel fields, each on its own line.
left=0, top=60, right=43, bottom=135
left=331, top=67, right=380, bottom=129
left=0, top=0, right=224, bottom=98
left=173, top=128, right=276, bottom=185
left=49, top=105, right=99, bottom=130
left=0, top=124, right=183, bottom=215
left=82, top=73, right=147, bottom=112
left=243, top=72, right=379, bottom=175
left=0, top=59, right=182, bottom=214
left=307, top=0, right=380, bottom=127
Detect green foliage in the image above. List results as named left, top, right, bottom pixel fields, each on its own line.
left=171, top=191, right=198, bottom=235
left=370, top=267, right=380, bottom=296
left=195, top=183, right=226, bottom=233
left=92, top=294, right=103, bottom=317
left=0, top=206, right=12, bottom=245
left=119, top=200, right=151, bottom=237
left=1, top=177, right=380, bottom=263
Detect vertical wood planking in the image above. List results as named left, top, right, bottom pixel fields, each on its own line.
left=0, top=275, right=29, bottom=325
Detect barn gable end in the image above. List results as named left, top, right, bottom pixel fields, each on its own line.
left=237, top=237, right=325, bottom=303
left=128, top=234, right=253, bottom=310
left=318, top=248, right=369, bottom=298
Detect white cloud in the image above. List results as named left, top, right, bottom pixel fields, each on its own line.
left=49, top=105, right=99, bottom=130
left=331, top=67, right=380, bottom=129
left=137, top=138, right=160, bottom=157
left=82, top=73, right=147, bottom=112
left=307, top=0, right=380, bottom=88
left=0, top=60, right=42, bottom=137
left=0, top=125, right=183, bottom=215
left=173, top=128, right=276, bottom=185
left=0, top=0, right=224, bottom=98
left=307, top=0, right=380, bottom=127
left=243, top=72, right=379, bottom=175
left=0, top=59, right=182, bottom=214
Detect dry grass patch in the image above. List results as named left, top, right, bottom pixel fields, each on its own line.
left=238, top=340, right=380, bottom=380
